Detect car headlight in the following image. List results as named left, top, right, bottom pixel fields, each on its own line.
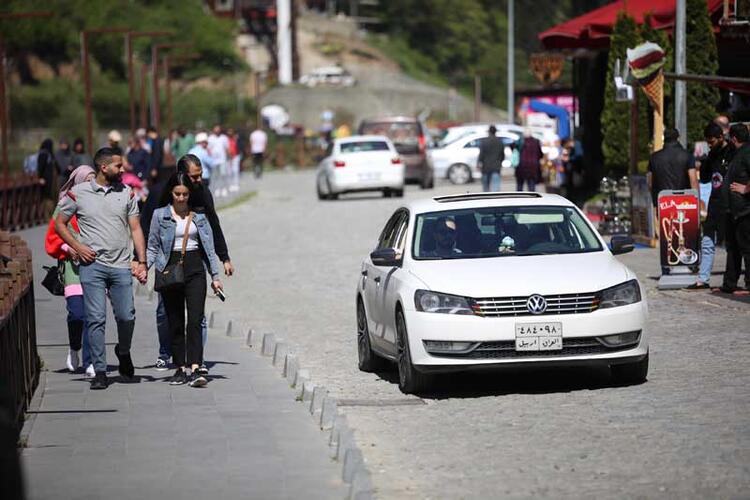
left=414, top=290, right=475, bottom=315
left=597, top=280, right=642, bottom=309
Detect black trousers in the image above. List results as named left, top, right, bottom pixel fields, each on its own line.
left=162, top=251, right=207, bottom=367
left=723, top=214, right=750, bottom=289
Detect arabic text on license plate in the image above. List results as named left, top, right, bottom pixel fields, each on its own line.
left=515, top=322, right=562, bottom=351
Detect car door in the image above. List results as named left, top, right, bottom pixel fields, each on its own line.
left=461, top=136, right=484, bottom=169
left=379, top=211, right=409, bottom=345
left=363, top=211, right=403, bottom=335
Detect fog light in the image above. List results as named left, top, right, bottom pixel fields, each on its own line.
left=423, top=340, right=476, bottom=353
left=598, top=331, right=641, bottom=347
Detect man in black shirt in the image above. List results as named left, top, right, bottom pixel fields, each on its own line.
left=478, top=126, right=504, bottom=192
left=687, top=122, right=734, bottom=289
left=647, top=128, right=698, bottom=206
left=716, top=123, right=750, bottom=295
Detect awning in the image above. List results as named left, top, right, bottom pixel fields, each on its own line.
left=539, top=0, right=724, bottom=50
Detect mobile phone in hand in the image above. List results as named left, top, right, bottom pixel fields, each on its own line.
left=216, top=289, right=226, bottom=302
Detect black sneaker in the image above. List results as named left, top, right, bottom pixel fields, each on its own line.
left=196, top=363, right=209, bottom=375
left=188, top=371, right=207, bottom=388
left=169, top=369, right=188, bottom=385
left=90, top=372, right=109, bottom=390
left=114, top=344, right=135, bottom=380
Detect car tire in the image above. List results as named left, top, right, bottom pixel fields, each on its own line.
left=316, top=178, right=326, bottom=200
left=357, top=299, right=387, bottom=372
left=396, top=309, right=431, bottom=394
left=447, top=164, right=472, bottom=185
left=383, top=189, right=392, bottom=198
left=610, top=353, right=649, bottom=385
left=420, top=170, right=433, bottom=190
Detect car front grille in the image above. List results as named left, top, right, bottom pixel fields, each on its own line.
left=472, top=293, right=599, bottom=317
left=431, top=335, right=638, bottom=359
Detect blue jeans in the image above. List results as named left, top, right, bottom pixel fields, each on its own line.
left=699, top=235, right=716, bottom=284
left=78, top=262, right=135, bottom=373
left=66, top=295, right=91, bottom=368
left=481, top=172, right=501, bottom=192
left=156, top=294, right=207, bottom=361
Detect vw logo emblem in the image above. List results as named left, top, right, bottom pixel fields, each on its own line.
left=526, top=294, right=547, bottom=315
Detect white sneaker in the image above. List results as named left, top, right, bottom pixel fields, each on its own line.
left=84, top=364, right=96, bottom=379
left=66, top=349, right=80, bottom=372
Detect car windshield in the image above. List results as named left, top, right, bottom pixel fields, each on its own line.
left=340, top=141, right=390, bottom=153
left=412, top=206, right=603, bottom=260
left=360, top=122, right=419, bottom=146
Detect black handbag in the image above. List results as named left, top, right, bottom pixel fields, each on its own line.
left=42, top=261, right=65, bottom=296
left=154, top=212, right=193, bottom=292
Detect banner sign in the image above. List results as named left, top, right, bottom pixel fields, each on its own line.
left=630, top=175, right=655, bottom=246
left=658, top=190, right=700, bottom=269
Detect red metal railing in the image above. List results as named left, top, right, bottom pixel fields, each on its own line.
left=0, top=175, right=46, bottom=231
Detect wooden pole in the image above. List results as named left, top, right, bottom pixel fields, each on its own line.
left=81, top=31, right=94, bottom=154
left=126, top=33, right=135, bottom=135
left=474, top=75, right=481, bottom=122
left=140, top=63, right=148, bottom=129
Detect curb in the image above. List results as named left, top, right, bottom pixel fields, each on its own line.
left=207, top=309, right=375, bottom=500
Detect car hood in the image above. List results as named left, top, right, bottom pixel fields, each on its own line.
left=408, top=251, right=630, bottom=297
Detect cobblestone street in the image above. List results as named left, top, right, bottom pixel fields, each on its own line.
left=218, top=170, right=750, bottom=499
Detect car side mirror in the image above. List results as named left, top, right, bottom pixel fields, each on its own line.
left=370, top=248, right=400, bottom=267
left=610, top=235, right=635, bottom=255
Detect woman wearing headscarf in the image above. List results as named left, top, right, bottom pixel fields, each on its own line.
left=45, top=165, right=97, bottom=377
left=71, top=138, right=93, bottom=168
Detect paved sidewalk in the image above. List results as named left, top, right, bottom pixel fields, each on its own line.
left=17, top=223, right=345, bottom=500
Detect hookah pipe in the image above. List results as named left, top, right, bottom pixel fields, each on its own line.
left=662, top=210, right=696, bottom=265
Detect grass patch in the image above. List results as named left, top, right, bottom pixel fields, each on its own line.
left=366, top=34, right=448, bottom=90
left=217, top=190, right=257, bottom=212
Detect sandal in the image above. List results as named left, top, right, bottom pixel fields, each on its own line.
left=711, top=286, right=737, bottom=294
left=733, top=289, right=750, bottom=296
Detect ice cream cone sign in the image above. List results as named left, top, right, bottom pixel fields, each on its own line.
left=627, top=42, right=666, bottom=151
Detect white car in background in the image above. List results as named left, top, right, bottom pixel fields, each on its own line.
left=356, top=192, right=648, bottom=394
left=316, top=135, right=405, bottom=199
left=428, top=132, right=517, bottom=184
left=299, top=66, right=356, bottom=87
left=440, top=123, right=560, bottom=159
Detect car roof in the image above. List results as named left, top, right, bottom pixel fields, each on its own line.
left=360, top=116, right=418, bottom=124
left=404, top=192, right=578, bottom=214
left=336, top=135, right=392, bottom=144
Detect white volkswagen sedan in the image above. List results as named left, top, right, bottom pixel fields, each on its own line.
left=317, top=135, right=405, bottom=199
left=356, top=192, right=648, bottom=394
left=428, top=132, right=517, bottom=185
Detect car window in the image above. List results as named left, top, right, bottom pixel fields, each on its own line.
left=360, top=122, right=420, bottom=146
left=463, top=138, right=482, bottom=148
left=340, top=141, right=390, bottom=153
left=377, top=210, right=407, bottom=250
left=412, top=206, right=603, bottom=260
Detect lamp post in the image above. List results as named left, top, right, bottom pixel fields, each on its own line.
left=125, top=31, right=172, bottom=135
left=0, top=11, right=53, bottom=186
left=151, top=42, right=192, bottom=134
left=80, top=27, right=129, bottom=154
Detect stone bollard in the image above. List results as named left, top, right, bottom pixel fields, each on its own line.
left=342, top=448, right=364, bottom=483
left=245, top=328, right=255, bottom=347
left=283, top=354, right=299, bottom=380
left=319, top=397, right=337, bottom=430
left=272, top=342, right=288, bottom=367
left=293, top=369, right=310, bottom=394
left=261, top=333, right=277, bottom=356
left=225, top=319, right=234, bottom=337
left=309, top=385, right=327, bottom=415
left=301, top=381, right=316, bottom=403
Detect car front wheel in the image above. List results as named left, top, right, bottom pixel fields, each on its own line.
left=610, top=353, right=649, bottom=385
left=447, top=164, right=471, bottom=185
left=396, top=310, right=431, bottom=394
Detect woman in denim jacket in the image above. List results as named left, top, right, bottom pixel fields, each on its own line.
left=147, top=172, right=223, bottom=387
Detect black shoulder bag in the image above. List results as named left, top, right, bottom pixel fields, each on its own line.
left=42, top=261, right=65, bottom=296
left=154, top=212, right=193, bottom=292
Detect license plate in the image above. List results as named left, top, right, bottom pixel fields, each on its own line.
left=358, top=173, right=381, bottom=181
left=515, top=322, right=562, bottom=351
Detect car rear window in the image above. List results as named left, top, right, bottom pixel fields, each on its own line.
left=340, top=141, right=390, bottom=153
left=359, top=122, right=420, bottom=146
left=412, top=206, right=603, bottom=260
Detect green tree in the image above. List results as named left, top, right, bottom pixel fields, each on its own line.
left=685, top=0, right=720, bottom=143
left=601, top=11, right=642, bottom=176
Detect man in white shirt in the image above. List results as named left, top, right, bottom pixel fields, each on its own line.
left=250, top=126, right=268, bottom=178
left=207, top=125, right=229, bottom=196
left=188, top=133, right=215, bottom=187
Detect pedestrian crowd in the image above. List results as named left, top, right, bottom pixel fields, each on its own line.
left=39, top=122, right=269, bottom=390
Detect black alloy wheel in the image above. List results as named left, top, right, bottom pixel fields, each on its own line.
left=357, top=299, right=386, bottom=372
left=395, top=310, right=431, bottom=394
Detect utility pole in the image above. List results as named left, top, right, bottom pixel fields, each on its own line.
left=125, top=31, right=171, bottom=135
left=151, top=42, right=191, bottom=133
left=474, top=75, right=482, bottom=122
left=507, top=0, right=514, bottom=124
left=675, top=0, right=687, bottom=145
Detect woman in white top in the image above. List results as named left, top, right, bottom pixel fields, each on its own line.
left=146, top=172, right=223, bottom=387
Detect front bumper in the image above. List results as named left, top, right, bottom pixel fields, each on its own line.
left=403, top=302, right=649, bottom=369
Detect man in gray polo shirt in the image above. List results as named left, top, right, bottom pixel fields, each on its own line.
left=55, top=148, right=148, bottom=390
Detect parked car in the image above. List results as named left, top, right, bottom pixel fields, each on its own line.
left=316, top=135, right=405, bottom=200
left=299, top=66, right=356, bottom=87
left=440, top=123, right=560, bottom=158
left=358, top=117, right=434, bottom=189
left=355, top=192, right=648, bottom=394
left=428, top=132, right=517, bottom=185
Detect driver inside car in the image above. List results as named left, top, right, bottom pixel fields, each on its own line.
left=424, top=217, right=463, bottom=258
